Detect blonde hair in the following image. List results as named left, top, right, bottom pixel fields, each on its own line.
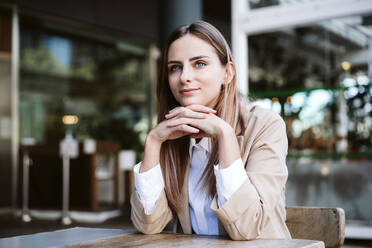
left=157, top=20, right=242, bottom=212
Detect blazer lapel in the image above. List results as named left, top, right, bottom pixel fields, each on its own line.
left=237, top=135, right=244, bottom=150
left=177, top=163, right=192, bottom=234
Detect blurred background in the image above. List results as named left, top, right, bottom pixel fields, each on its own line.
left=0, top=0, right=371, bottom=245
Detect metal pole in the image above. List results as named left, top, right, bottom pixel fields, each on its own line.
left=62, top=155, right=72, bottom=225
left=11, top=4, right=20, bottom=213
left=22, top=152, right=31, bottom=222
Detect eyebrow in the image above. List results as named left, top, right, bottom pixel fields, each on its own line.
left=167, top=55, right=211, bottom=65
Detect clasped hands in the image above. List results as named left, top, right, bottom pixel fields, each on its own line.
left=149, top=104, right=232, bottom=144
left=141, top=105, right=240, bottom=172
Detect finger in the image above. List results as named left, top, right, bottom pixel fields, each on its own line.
left=165, top=110, right=207, bottom=120
left=167, top=106, right=185, bottom=115
left=166, top=107, right=187, bottom=119
left=166, top=105, right=215, bottom=119
left=166, top=117, right=196, bottom=128
left=190, top=131, right=208, bottom=139
left=186, top=105, right=216, bottom=113
left=173, top=124, right=199, bottom=134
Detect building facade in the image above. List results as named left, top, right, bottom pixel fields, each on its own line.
left=0, top=0, right=371, bottom=224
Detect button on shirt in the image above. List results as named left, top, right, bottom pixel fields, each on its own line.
left=134, top=137, right=248, bottom=235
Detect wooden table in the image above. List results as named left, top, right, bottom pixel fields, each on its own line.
left=63, top=232, right=325, bottom=248
left=0, top=227, right=325, bottom=248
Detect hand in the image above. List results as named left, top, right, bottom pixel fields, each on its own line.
left=165, top=105, right=231, bottom=140
left=149, top=105, right=216, bottom=144
left=165, top=104, right=240, bottom=169
left=140, top=105, right=216, bottom=173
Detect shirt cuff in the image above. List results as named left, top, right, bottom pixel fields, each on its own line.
left=214, top=158, right=248, bottom=207
left=134, top=162, right=164, bottom=215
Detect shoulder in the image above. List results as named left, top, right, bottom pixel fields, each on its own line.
left=239, top=102, right=286, bottom=133
left=236, top=100, right=289, bottom=170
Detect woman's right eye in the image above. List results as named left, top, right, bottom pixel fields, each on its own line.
left=169, top=65, right=181, bottom=72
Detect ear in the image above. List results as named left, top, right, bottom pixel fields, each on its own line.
left=223, top=62, right=236, bottom=85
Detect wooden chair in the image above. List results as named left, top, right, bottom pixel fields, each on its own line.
left=286, top=206, right=345, bottom=248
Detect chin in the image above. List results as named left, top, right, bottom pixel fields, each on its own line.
left=176, top=98, right=200, bottom=107
left=181, top=101, right=204, bottom=107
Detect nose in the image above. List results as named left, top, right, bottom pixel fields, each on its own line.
left=180, top=64, right=193, bottom=84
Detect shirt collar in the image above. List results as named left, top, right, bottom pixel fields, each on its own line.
left=189, top=137, right=211, bottom=156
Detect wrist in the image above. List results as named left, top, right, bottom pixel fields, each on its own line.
left=217, top=123, right=234, bottom=139
left=217, top=124, right=240, bottom=169
left=146, top=130, right=163, bottom=147
left=141, top=132, right=162, bottom=173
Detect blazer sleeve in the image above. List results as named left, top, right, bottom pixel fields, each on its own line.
left=211, top=112, right=289, bottom=240
left=130, top=189, right=174, bottom=234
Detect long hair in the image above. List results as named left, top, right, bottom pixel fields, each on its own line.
left=157, top=20, right=241, bottom=212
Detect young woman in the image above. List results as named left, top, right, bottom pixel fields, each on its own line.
left=131, top=20, right=291, bottom=240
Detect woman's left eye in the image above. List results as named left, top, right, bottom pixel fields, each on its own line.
left=195, top=61, right=206, bottom=68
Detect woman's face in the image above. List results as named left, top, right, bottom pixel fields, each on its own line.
left=167, top=34, right=227, bottom=108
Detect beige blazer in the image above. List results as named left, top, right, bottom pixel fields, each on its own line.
left=131, top=103, right=292, bottom=240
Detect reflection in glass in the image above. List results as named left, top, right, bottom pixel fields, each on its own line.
left=248, top=14, right=372, bottom=222
left=248, top=16, right=372, bottom=156
left=19, top=26, right=148, bottom=155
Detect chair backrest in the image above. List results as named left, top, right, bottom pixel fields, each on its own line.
left=286, top=206, right=345, bottom=248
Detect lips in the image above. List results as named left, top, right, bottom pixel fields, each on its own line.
left=180, top=88, right=199, bottom=94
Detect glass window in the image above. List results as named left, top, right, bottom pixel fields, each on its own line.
left=248, top=15, right=372, bottom=222
left=19, top=24, right=149, bottom=155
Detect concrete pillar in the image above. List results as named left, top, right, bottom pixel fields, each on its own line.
left=232, top=0, right=248, bottom=96
left=160, top=0, right=202, bottom=44
left=0, top=10, right=12, bottom=207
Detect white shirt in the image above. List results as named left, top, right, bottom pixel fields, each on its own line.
left=134, top=137, right=248, bottom=235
